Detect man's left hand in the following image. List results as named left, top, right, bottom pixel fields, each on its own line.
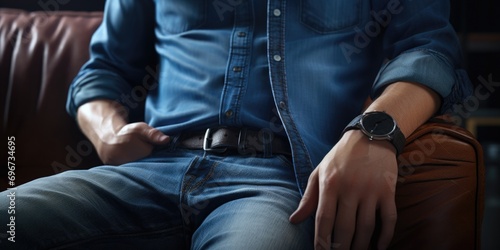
left=290, top=130, right=398, bottom=250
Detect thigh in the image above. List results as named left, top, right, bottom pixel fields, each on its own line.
left=0, top=150, right=200, bottom=250
left=189, top=155, right=314, bottom=250
left=192, top=195, right=314, bottom=250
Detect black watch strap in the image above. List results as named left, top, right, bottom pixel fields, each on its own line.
left=391, top=126, right=406, bottom=155
left=343, top=114, right=363, bottom=131
left=342, top=113, right=406, bottom=155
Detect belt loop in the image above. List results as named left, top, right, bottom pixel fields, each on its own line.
left=153, top=134, right=179, bottom=153
left=260, top=129, right=273, bottom=158
left=237, top=127, right=248, bottom=155
left=170, top=135, right=181, bottom=150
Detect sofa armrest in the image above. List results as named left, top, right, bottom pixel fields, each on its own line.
left=389, top=116, right=484, bottom=249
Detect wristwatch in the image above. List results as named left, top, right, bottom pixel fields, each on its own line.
left=342, top=111, right=406, bottom=155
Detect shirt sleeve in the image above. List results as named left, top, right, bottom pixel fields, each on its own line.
left=371, top=0, right=472, bottom=114
left=66, top=0, right=156, bottom=118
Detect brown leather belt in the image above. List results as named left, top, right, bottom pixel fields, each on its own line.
left=177, top=127, right=291, bottom=156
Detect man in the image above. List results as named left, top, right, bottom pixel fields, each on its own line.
left=0, top=0, right=471, bottom=249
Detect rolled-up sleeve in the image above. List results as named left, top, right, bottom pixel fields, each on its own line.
left=371, top=0, right=472, bottom=114
left=66, top=0, right=156, bottom=118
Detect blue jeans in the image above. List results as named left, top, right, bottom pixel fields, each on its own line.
left=0, top=148, right=314, bottom=249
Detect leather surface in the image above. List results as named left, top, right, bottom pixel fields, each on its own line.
left=0, top=9, right=103, bottom=188
left=0, top=8, right=484, bottom=249
left=178, top=127, right=292, bottom=156
left=389, top=119, right=484, bottom=249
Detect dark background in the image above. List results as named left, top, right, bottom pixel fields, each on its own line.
left=1, top=0, right=499, bottom=249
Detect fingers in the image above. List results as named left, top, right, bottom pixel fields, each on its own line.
left=96, top=122, right=170, bottom=165
left=377, top=197, right=397, bottom=250
left=314, top=179, right=339, bottom=250
left=329, top=197, right=359, bottom=250
left=319, top=195, right=386, bottom=250
left=351, top=199, right=377, bottom=250
left=312, top=172, right=389, bottom=250
left=289, top=169, right=319, bottom=224
left=144, top=126, right=170, bottom=144
left=121, top=122, right=170, bottom=145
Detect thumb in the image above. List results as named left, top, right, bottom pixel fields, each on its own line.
left=289, top=169, right=319, bottom=224
left=145, top=128, right=170, bottom=145
left=134, top=123, right=170, bottom=145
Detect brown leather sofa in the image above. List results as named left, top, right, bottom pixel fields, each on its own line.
left=0, top=8, right=485, bottom=249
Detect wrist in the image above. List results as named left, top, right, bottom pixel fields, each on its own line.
left=342, top=111, right=405, bottom=155
left=76, top=100, right=128, bottom=144
left=342, top=130, right=397, bottom=155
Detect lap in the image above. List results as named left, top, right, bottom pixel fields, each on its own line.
left=0, top=150, right=311, bottom=249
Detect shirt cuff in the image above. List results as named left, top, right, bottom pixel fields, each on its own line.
left=371, top=49, right=472, bottom=114
left=66, top=71, right=133, bottom=118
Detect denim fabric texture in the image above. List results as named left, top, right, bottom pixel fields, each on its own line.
left=0, top=148, right=314, bottom=249
left=67, top=0, right=471, bottom=193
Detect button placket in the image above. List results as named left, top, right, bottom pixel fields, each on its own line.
left=219, top=1, right=254, bottom=126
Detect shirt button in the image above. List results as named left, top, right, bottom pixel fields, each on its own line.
left=225, top=110, right=234, bottom=117
left=273, top=55, right=282, bottom=62
left=273, top=9, right=281, bottom=17
left=279, top=101, right=286, bottom=110
left=237, top=32, right=246, bottom=37
left=232, top=66, right=242, bottom=72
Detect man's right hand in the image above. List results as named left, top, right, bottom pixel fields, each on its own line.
left=76, top=100, right=170, bottom=165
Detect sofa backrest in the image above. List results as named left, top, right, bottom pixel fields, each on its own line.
left=0, top=8, right=103, bottom=188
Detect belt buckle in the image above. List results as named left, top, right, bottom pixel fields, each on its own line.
left=203, top=128, right=227, bottom=153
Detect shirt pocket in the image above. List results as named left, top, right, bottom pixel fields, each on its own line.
left=156, top=0, right=207, bottom=34
left=300, top=0, right=361, bottom=33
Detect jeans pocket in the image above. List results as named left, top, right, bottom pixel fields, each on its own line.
left=156, top=0, right=208, bottom=34
left=300, top=0, right=361, bottom=33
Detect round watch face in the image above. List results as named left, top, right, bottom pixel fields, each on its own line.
left=360, top=112, right=396, bottom=136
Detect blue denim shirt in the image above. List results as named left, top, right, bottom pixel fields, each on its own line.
left=67, top=0, right=472, bottom=192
